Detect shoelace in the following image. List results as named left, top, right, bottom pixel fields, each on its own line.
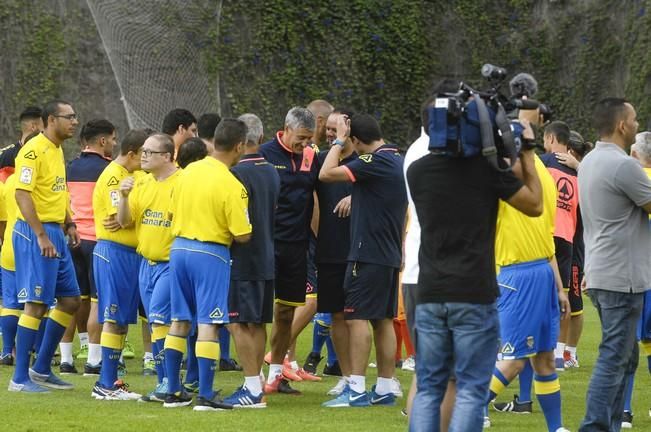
left=114, top=380, right=130, bottom=391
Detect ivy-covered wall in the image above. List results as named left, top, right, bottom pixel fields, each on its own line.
left=1, top=0, right=650, bottom=154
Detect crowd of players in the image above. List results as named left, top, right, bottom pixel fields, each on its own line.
left=0, top=94, right=650, bottom=431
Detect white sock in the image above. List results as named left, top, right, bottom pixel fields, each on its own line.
left=78, top=332, right=89, bottom=347
left=88, top=343, right=101, bottom=366
left=289, top=360, right=299, bottom=371
left=268, top=364, right=283, bottom=384
left=567, top=346, right=577, bottom=357
left=349, top=374, right=366, bottom=393
left=60, top=342, right=74, bottom=364
left=245, top=376, right=263, bottom=396
left=554, top=342, right=565, bottom=358
left=143, top=351, right=154, bottom=361
left=375, top=377, right=393, bottom=395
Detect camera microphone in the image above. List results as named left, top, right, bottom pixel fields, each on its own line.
left=509, top=73, right=538, bottom=98
left=511, top=98, right=540, bottom=110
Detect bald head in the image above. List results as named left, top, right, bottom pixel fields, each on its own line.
left=307, top=99, right=334, bottom=147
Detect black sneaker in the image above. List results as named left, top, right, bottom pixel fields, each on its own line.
left=323, top=361, right=342, bottom=377
left=303, top=352, right=322, bottom=375
left=60, top=362, right=78, bottom=374
left=493, top=394, right=533, bottom=414
left=0, top=353, right=14, bottom=366
left=83, top=362, right=101, bottom=376
left=622, top=410, right=633, bottom=429
left=163, top=390, right=194, bottom=408
left=219, top=358, right=243, bottom=372
left=193, top=392, right=234, bottom=411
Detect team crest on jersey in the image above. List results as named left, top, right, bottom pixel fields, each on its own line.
left=359, top=154, right=373, bottom=163
left=19, top=167, right=33, bottom=184
left=110, top=190, right=120, bottom=207
left=34, top=286, right=42, bottom=297
left=23, top=150, right=37, bottom=160
left=526, top=336, right=534, bottom=349
left=209, top=308, right=224, bottom=319
left=17, top=288, right=27, bottom=299
left=107, top=176, right=119, bottom=186
left=501, top=342, right=514, bottom=355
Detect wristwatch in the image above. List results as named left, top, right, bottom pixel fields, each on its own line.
left=333, top=138, right=345, bottom=147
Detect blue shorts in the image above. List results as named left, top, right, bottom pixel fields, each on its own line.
left=2, top=268, right=23, bottom=310
left=314, top=312, right=332, bottom=327
left=139, top=259, right=171, bottom=325
left=170, top=237, right=230, bottom=325
left=13, top=220, right=80, bottom=306
left=93, top=240, right=141, bottom=326
left=497, top=259, right=559, bottom=360
left=637, top=290, right=651, bottom=341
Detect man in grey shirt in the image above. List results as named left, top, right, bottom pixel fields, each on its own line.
left=578, top=98, right=651, bottom=432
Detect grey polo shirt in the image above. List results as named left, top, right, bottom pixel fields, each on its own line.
left=578, top=141, right=651, bottom=293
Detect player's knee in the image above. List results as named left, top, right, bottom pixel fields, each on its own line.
left=274, top=304, right=294, bottom=323
left=57, top=295, right=81, bottom=313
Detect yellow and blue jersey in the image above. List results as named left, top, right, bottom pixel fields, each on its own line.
left=1, top=175, right=18, bottom=271
left=14, top=133, right=68, bottom=223
left=129, top=170, right=181, bottom=262
left=495, top=155, right=557, bottom=267
left=171, top=157, right=251, bottom=246
left=93, top=162, right=141, bottom=247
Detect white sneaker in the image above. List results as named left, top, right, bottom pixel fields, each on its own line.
left=483, top=416, right=491, bottom=428
left=368, top=362, right=377, bottom=368
left=555, top=428, right=571, bottom=432
left=391, top=376, right=403, bottom=398
left=91, top=380, right=141, bottom=400
left=327, top=378, right=347, bottom=396
left=402, top=356, right=415, bottom=372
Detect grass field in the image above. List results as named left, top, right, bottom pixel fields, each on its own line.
left=1, top=302, right=650, bottom=431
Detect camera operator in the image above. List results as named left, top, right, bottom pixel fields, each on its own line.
left=406, top=80, right=543, bottom=432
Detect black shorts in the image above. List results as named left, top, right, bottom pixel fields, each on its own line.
left=554, top=237, right=573, bottom=289
left=306, top=245, right=318, bottom=297
left=71, top=239, right=97, bottom=299
left=343, top=262, right=399, bottom=320
left=274, top=240, right=307, bottom=306
left=229, top=279, right=274, bottom=324
left=316, top=263, right=347, bottom=313
left=569, top=263, right=584, bottom=315
left=402, top=283, right=417, bottom=343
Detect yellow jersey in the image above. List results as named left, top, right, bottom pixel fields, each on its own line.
left=1, top=175, right=18, bottom=270
left=129, top=170, right=181, bottom=262
left=172, top=157, right=251, bottom=245
left=15, top=133, right=67, bottom=223
left=93, top=162, right=140, bottom=247
left=495, top=155, right=557, bottom=267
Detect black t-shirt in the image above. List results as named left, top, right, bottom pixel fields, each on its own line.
left=407, top=153, right=523, bottom=305
left=259, top=133, right=320, bottom=243
left=343, top=145, right=407, bottom=268
left=314, top=150, right=357, bottom=264
left=230, top=153, right=281, bottom=280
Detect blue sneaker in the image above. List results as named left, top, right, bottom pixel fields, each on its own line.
left=139, top=377, right=169, bottom=403
left=322, top=385, right=350, bottom=407
left=8, top=379, right=50, bottom=393
left=348, top=388, right=370, bottom=407
left=369, top=385, right=396, bottom=406
left=29, top=368, right=74, bottom=390
left=224, top=386, right=266, bottom=408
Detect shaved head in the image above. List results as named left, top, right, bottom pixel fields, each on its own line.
left=307, top=99, right=334, bottom=119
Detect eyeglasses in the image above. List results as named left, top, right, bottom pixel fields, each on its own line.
left=142, top=149, right=170, bottom=157
left=54, top=113, right=78, bottom=120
